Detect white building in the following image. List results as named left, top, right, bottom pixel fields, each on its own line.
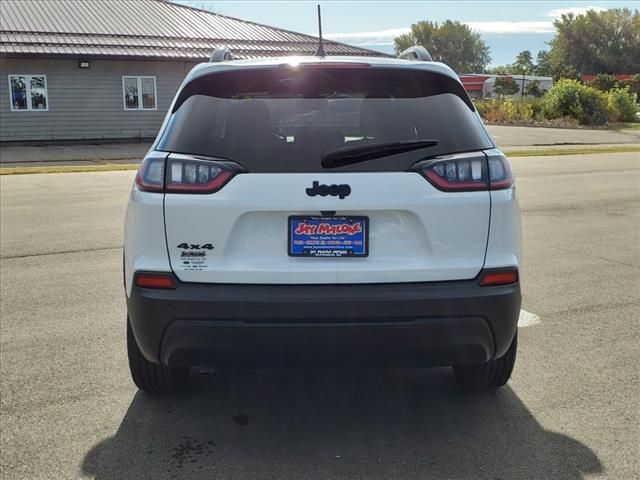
left=483, top=75, right=553, bottom=99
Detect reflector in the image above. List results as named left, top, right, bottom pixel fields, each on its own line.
left=479, top=269, right=518, bottom=286
left=135, top=273, right=176, bottom=289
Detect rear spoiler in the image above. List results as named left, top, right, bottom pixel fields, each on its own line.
left=172, top=65, right=475, bottom=113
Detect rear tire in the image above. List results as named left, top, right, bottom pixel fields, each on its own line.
left=127, top=318, right=188, bottom=393
left=453, top=332, right=517, bottom=389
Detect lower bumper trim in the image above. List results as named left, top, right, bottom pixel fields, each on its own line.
left=161, top=317, right=494, bottom=367
left=126, top=277, right=521, bottom=367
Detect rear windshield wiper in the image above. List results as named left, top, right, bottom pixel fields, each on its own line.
left=321, top=139, right=439, bottom=169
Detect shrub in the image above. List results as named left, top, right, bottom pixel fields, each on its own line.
left=589, top=74, right=619, bottom=92
left=475, top=99, right=534, bottom=123
left=475, top=98, right=582, bottom=127
left=618, top=74, right=640, bottom=97
left=542, top=79, right=609, bottom=125
left=529, top=97, right=545, bottom=119
left=475, top=99, right=511, bottom=122
left=606, top=87, right=638, bottom=122
left=517, top=101, right=534, bottom=121
left=474, top=99, right=490, bottom=118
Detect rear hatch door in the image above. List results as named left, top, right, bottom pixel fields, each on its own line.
left=160, top=64, right=494, bottom=284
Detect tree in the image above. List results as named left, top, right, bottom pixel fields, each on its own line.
left=511, top=50, right=535, bottom=75
left=548, top=8, right=640, bottom=75
left=394, top=20, right=491, bottom=73
left=524, top=80, right=544, bottom=98
left=486, top=65, right=511, bottom=75
left=488, top=50, right=551, bottom=77
left=493, top=77, right=520, bottom=97
left=534, top=50, right=553, bottom=77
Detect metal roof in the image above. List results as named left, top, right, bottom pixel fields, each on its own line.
left=0, top=0, right=390, bottom=60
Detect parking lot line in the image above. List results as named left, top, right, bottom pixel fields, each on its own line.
left=518, top=309, right=541, bottom=328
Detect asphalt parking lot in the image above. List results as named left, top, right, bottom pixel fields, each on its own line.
left=1, top=152, right=638, bottom=479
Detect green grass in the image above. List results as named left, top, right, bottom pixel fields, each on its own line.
left=0, top=163, right=139, bottom=175
left=504, top=145, right=640, bottom=157
left=611, top=122, right=640, bottom=130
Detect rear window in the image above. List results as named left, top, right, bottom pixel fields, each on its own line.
left=157, top=66, right=493, bottom=173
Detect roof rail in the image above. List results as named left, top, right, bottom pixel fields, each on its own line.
left=210, top=47, right=233, bottom=62
left=398, top=45, right=432, bottom=61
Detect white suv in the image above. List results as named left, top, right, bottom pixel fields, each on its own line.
left=124, top=51, right=522, bottom=393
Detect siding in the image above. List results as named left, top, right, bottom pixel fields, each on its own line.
left=0, top=58, right=197, bottom=142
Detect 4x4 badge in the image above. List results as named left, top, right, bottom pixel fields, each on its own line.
left=306, top=181, right=351, bottom=199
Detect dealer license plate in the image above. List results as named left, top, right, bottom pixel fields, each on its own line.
left=288, top=216, right=369, bottom=257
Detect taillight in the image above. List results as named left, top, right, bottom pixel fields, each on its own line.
left=135, top=272, right=176, bottom=289
left=486, top=152, right=514, bottom=190
left=421, top=155, right=488, bottom=191
left=479, top=268, right=519, bottom=286
left=416, top=152, right=514, bottom=192
left=165, top=156, right=235, bottom=194
left=135, top=153, right=165, bottom=192
left=134, top=153, right=238, bottom=194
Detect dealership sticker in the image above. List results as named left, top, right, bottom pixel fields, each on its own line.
left=177, top=242, right=213, bottom=271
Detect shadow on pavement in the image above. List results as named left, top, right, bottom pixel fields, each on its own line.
left=82, top=368, right=601, bottom=479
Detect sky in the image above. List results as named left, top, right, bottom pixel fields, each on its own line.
left=179, top=1, right=636, bottom=67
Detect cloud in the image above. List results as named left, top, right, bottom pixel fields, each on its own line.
left=546, top=6, right=607, bottom=17
left=324, top=21, right=553, bottom=44
left=323, top=6, right=609, bottom=44
left=467, top=6, right=609, bottom=33
left=464, top=21, right=555, bottom=34
left=323, top=28, right=410, bottom=46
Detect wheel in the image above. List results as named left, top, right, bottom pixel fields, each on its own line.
left=453, top=332, right=517, bottom=389
left=127, top=318, right=188, bottom=393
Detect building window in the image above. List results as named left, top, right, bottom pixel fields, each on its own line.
left=8, top=75, right=48, bottom=111
left=123, top=76, right=156, bottom=110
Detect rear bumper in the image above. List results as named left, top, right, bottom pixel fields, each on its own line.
left=127, top=276, right=521, bottom=368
